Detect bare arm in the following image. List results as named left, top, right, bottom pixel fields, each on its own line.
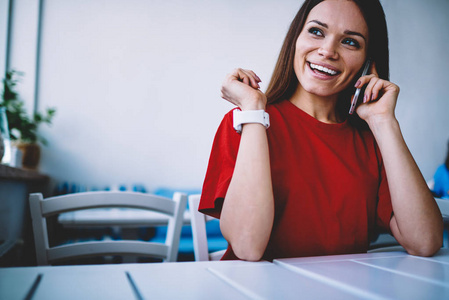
left=219, top=69, right=274, bottom=261
left=356, top=65, right=444, bottom=256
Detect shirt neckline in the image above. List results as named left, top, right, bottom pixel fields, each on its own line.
left=279, top=100, right=350, bottom=132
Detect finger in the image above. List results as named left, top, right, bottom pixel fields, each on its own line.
left=363, top=77, right=380, bottom=103
left=231, top=68, right=252, bottom=86
left=228, top=68, right=260, bottom=89
left=240, top=69, right=261, bottom=89
left=247, top=70, right=262, bottom=83
left=242, top=75, right=250, bottom=86
left=370, top=79, right=385, bottom=101
left=354, top=73, right=377, bottom=88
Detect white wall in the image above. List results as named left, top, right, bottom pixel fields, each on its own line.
left=382, top=0, right=449, bottom=182
left=0, top=0, right=10, bottom=78
left=7, top=0, right=449, bottom=192
left=7, top=0, right=40, bottom=114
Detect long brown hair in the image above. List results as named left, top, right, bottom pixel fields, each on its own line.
left=265, top=0, right=390, bottom=125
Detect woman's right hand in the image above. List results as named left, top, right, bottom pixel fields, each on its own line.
left=221, top=68, right=267, bottom=111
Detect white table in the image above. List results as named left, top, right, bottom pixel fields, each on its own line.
left=1, top=249, right=448, bottom=300
left=274, top=249, right=449, bottom=299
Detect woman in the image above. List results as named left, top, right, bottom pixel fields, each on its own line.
left=199, top=0, right=443, bottom=261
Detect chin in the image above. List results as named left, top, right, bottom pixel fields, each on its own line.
left=301, top=85, right=340, bottom=98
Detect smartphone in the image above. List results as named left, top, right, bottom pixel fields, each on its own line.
left=349, top=59, right=372, bottom=115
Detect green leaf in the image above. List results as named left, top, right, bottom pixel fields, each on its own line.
left=1, top=70, right=56, bottom=144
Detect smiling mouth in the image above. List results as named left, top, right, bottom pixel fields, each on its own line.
left=308, top=62, right=340, bottom=76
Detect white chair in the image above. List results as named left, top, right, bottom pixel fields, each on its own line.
left=367, top=235, right=405, bottom=253
left=427, top=178, right=435, bottom=190
left=435, top=197, right=449, bottom=249
left=188, top=194, right=226, bottom=261
left=29, top=191, right=187, bottom=265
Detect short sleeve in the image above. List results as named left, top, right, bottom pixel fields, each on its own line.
left=375, top=149, right=393, bottom=231
left=199, top=110, right=241, bottom=218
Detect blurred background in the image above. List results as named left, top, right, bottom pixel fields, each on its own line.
left=1, top=0, right=448, bottom=193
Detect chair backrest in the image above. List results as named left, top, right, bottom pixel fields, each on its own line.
left=436, top=197, right=449, bottom=249
left=436, top=198, right=449, bottom=217
left=427, top=179, right=435, bottom=190
left=29, top=191, right=187, bottom=265
left=188, top=194, right=226, bottom=261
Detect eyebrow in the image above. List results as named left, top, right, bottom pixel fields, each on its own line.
left=307, top=20, right=367, bottom=42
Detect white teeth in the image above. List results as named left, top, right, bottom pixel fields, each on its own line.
left=310, top=63, right=337, bottom=75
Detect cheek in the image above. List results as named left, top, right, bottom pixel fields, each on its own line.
left=293, top=50, right=304, bottom=74
left=294, top=39, right=314, bottom=70
left=346, top=58, right=367, bottom=79
left=295, top=36, right=315, bottom=55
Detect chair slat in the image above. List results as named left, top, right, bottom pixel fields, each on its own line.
left=188, top=194, right=226, bottom=261
left=29, top=191, right=187, bottom=265
left=48, top=241, right=169, bottom=262
left=41, top=192, right=175, bottom=217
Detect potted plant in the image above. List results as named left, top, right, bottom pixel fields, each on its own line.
left=0, top=70, right=56, bottom=169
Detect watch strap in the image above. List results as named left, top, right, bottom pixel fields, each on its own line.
left=233, top=109, right=270, bottom=133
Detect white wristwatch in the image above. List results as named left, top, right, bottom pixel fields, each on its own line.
left=233, top=109, right=270, bottom=133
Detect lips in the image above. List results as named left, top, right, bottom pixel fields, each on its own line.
left=307, top=62, right=340, bottom=76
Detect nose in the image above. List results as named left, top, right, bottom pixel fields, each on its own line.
left=318, top=40, right=339, bottom=60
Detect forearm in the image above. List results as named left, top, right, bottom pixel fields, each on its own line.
left=220, top=123, right=274, bottom=261
left=369, top=118, right=443, bottom=255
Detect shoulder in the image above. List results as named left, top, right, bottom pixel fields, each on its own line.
left=266, top=100, right=289, bottom=114
left=220, top=107, right=238, bottom=125
left=265, top=100, right=294, bottom=125
left=210, top=108, right=241, bottom=154
left=216, top=108, right=240, bottom=135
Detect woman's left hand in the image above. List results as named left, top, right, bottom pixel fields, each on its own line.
left=355, top=62, right=400, bottom=125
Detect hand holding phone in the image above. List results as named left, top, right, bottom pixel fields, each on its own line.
left=349, top=59, right=372, bottom=115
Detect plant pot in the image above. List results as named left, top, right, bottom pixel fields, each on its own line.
left=17, top=142, right=41, bottom=170
left=0, top=106, right=11, bottom=163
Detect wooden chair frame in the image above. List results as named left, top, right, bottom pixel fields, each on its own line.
left=29, top=191, right=187, bottom=265
left=188, top=194, right=226, bottom=261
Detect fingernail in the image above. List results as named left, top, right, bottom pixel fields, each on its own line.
left=363, top=94, right=368, bottom=103
left=355, top=80, right=361, bottom=88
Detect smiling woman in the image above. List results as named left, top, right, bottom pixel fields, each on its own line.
left=198, top=0, right=443, bottom=262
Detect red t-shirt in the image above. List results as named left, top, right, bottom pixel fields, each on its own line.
left=199, top=100, right=393, bottom=261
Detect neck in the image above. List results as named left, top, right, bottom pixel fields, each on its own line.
left=289, top=87, right=342, bottom=124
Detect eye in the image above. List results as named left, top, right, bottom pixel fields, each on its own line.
left=308, top=27, right=324, bottom=37
left=342, top=38, right=361, bottom=48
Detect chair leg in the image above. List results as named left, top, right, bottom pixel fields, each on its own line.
left=443, top=229, right=449, bottom=249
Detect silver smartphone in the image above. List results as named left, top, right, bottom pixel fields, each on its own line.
left=349, top=59, right=372, bottom=115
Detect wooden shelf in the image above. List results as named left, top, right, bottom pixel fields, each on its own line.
left=0, top=164, right=49, bottom=182
left=0, top=164, right=50, bottom=265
